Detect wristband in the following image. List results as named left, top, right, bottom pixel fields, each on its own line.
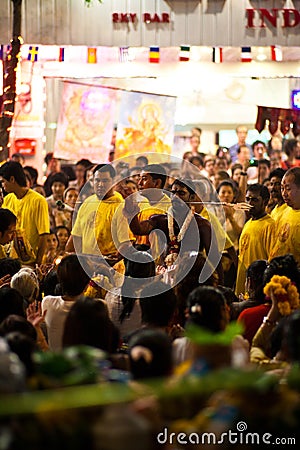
left=263, top=316, right=277, bottom=326
left=240, top=172, right=248, bottom=176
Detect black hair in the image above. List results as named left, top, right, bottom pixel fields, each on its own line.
left=93, top=163, right=116, bottom=179
left=246, top=260, right=268, bottom=303
left=258, top=159, right=270, bottom=168
left=0, top=287, right=25, bottom=323
left=139, top=281, right=177, bottom=328
left=5, top=331, right=36, bottom=376
left=129, top=329, right=173, bottom=380
left=136, top=156, right=149, bottom=165
left=142, top=164, right=167, bottom=189
left=171, top=178, right=196, bottom=196
left=57, top=255, right=91, bottom=296
left=0, top=208, right=17, bottom=234
left=187, top=286, right=226, bottom=332
left=217, top=180, right=238, bottom=198
left=75, top=159, right=92, bottom=168
left=246, top=183, right=270, bottom=203
left=0, top=161, right=27, bottom=187
left=283, top=139, right=298, bottom=157
left=49, top=172, right=69, bottom=189
left=263, top=254, right=300, bottom=293
left=119, top=251, right=155, bottom=323
left=63, top=297, right=119, bottom=353
left=23, top=166, right=38, bottom=185
left=0, top=314, right=37, bottom=342
left=284, top=310, right=300, bottom=362
left=269, top=168, right=286, bottom=180
left=44, top=153, right=54, bottom=165
left=0, top=258, right=21, bottom=279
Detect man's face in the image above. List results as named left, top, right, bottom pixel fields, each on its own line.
left=171, top=183, right=193, bottom=213
left=253, top=144, right=265, bottom=159
left=51, top=181, right=65, bottom=198
left=238, top=146, right=250, bottom=163
left=236, top=126, right=248, bottom=144
left=281, top=174, right=300, bottom=210
left=138, top=171, right=156, bottom=191
left=0, top=222, right=16, bottom=245
left=269, top=176, right=282, bottom=201
left=245, top=190, right=266, bottom=219
left=93, top=170, right=114, bottom=199
left=0, top=176, right=14, bottom=194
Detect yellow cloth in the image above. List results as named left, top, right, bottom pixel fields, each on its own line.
left=201, top=207, right=233, bottom=252
left=0, top=245, right=7, bottom=259
left=135, top=193, right=171, bottom=246
left=3, top=190, right=50, bottom=265
left=72, top=192, right=131, bottom=256
left=269, top=207, right=300, bottom=264
left=270, top=202, right=288, bottom=222
left=235, top=215, right=275, bottom=295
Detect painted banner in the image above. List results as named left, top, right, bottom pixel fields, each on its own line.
left=115, top=91, right=176, bottom=162
left=54, top=82, right=118, bottom=162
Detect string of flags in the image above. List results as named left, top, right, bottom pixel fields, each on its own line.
left=0, top=43, right=293, bottom=64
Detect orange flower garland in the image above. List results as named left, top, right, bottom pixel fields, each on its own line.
left=263, top=275, right=300, bottom=316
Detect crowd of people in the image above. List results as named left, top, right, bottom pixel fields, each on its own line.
left=0, top=125, right=300, bottom=444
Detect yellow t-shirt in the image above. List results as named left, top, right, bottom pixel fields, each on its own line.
left=201, top=207, right=233, bottom=252
left=72, top=192, right=131, bottom=256
left=135, top=193, right=171, bottom=246
left=269, top=207, right=300, bottom=264
left=235, top=215, right=275, bottom=295
left=3, top=190, right=50, bottom=264
left=270, top=203, right=289, bottom=222
left=0, top=245, right=7, bottom=259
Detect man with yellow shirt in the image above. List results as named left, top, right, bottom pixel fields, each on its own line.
left=134, top=164, right=171, bottom=248
left=268, top=168, right=288, bottom=221
left=269, top=167, right=300, bottom=264
left=235, top=184, right=275, bottom=296
left=0, top=161, right=50, bottom=266
left=66, top=164, right=131, bottom=262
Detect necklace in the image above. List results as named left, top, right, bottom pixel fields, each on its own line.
left=167, top=206, right=195, bottom=252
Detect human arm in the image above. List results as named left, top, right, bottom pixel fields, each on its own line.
left=65, top=234, right=80, bottom=253
left=123, top=195, right=154, bottom=236
left=35, top=233, right=49, bottom=266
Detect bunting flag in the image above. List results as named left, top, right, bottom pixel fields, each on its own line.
left=212, top=47, right=223, bottom=63
left=27, top=45, right=39, bottom=62
left=271, top=45, right=282, bottom=62
left=87, top=47, right=97, bottom=63
left=59, top=47, right=65, bottom=62
left=241, top=46, right=252, bottom=62
left=179, top=45, right=190, bottom=62
left=119, top=46, right=129, bottom=63
left=149, top=46, right=160, bottom=63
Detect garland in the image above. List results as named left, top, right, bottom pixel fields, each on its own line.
left=263, top=275, right=300, bottom=316
left=167, top=206, right=195, bottom=252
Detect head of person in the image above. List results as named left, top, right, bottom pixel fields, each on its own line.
left=10, top=268, right=39, bottom=306
left=23, top=166, right=38, bottom=186
left=45, top=231, right=58, bottom=252
left=63, top=186, right=79, bottom=208
left=204, top=158, right=216, bottom=177
left=187, top=285, right=228, bottom=332
left=0, top=287, right=25, bottom=324
left=283, top=310, right=300, bottom=363
left=190, top=134, right=200, bottom=152
left=92, top=164, right=116, bottom=200
left=281, top=167, right=300, bottom=210
left=245, top=183, right=270, bottom=219
left=215, top=157, right=229, bottom=172
left=217, top=180, right=237, bottom=204
left=56, top=254, right=91, bottom=297
left=216, top=147, right=231, bottom=163
left=10, top=153, right=25, bottom=166
left=119, top=179, right=138, bottom=199
left=191, top=127, right=202, bottom=138
left=236, top=125, right=248, bottom=144
left=0, top=161, right=27, bottom=192
left=283, top=139, right=300, bottom=158
left=0, top=209, right=17, bottom=246
left=74, top=159, right=92, bottom=181
left=263, top=254, right=300, bottom=293
left=171, top=178, right=197, bottom=214
left=0, top=314, right=37, bottom=342
left=268, top=168, right=286, bottom=202
left=54, top=226, right=70, bottom=250
left=135, top=155, right=149, bottom=168
left=45, top=153, right=61, bottom=173
left=139, top=281, right=177, bottom=328
left=0, top=258, right=21, bottom=280
left=237, top=145, right=251, bottom=164
left=128, top=329, right=173, bottom=380
left=258, top=159, right=271, bottom=181
left=231, top=163, right=243, bottom=184
left=190, top=155, right=204, bottom=169
left=49, top=172, right=69, bottom=199
left=252, top=140, right=266, bottom=160
left=32, top=184, right=46, bottom=197
left=128, top=166, right=141, bottom=183
left=138, top=164, right=167, bottom=193
left=245, top=260, right=268, bottom=303
left=62, top=297, right=119, bottom=353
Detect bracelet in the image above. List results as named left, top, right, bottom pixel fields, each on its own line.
left=262, top=316, right=277, bottom=326
left=240, top=172, right=248, bottom=176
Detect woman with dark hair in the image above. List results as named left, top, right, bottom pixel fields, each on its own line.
left=41, top=254, right=91, bottom=351
left=105, top=250, right=155, bottom=338
left=63, top=297, right=119, bottom=354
